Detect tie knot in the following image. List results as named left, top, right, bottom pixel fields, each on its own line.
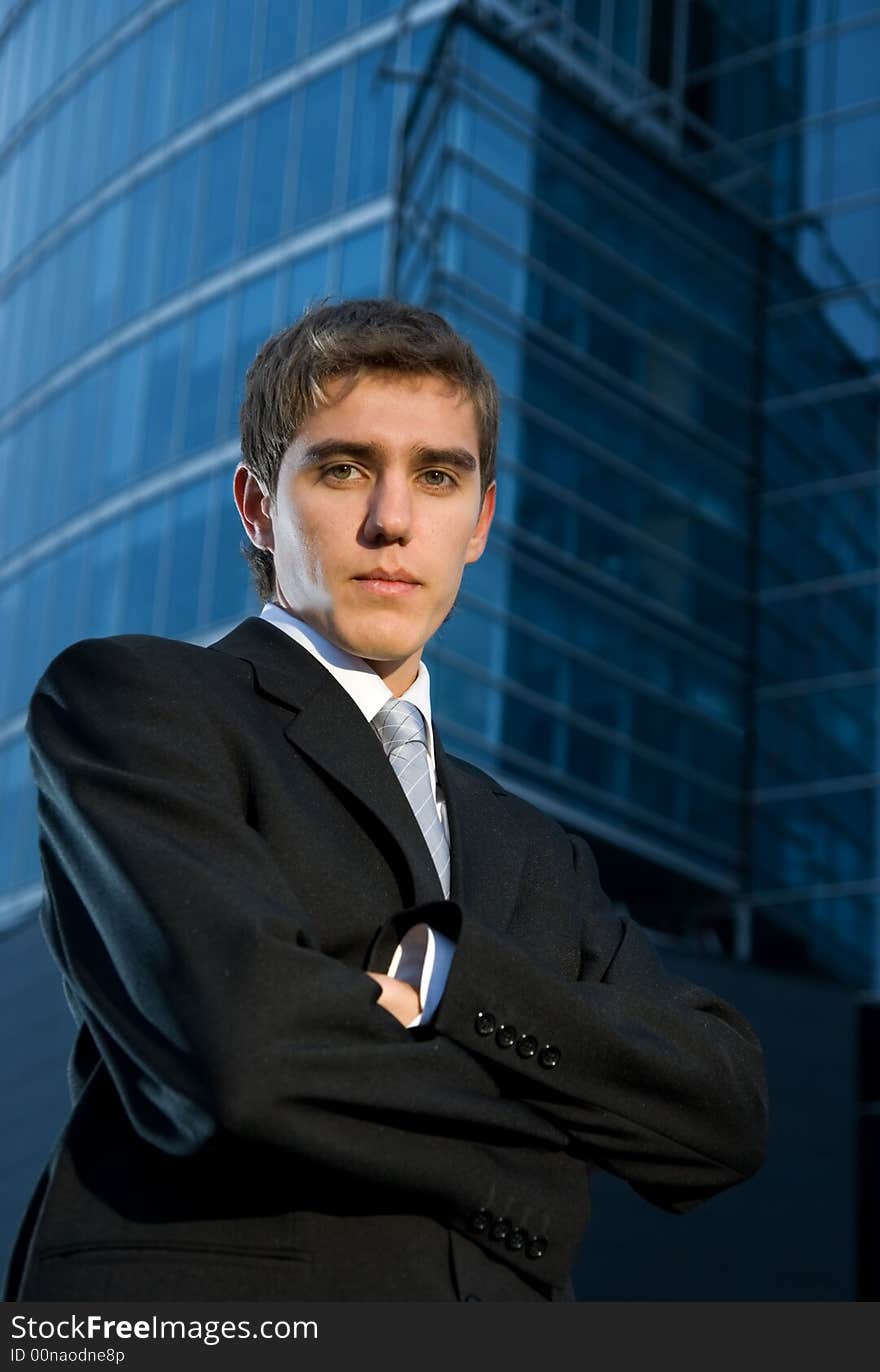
left=372, top=698, right=428, bottom=756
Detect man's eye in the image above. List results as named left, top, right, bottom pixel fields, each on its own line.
left=325, top=464, right=358, bottom=481
left=422, top=469, right=454, bottom=487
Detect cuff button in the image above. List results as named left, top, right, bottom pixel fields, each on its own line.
left=490, top=1216, right=511, bottom=1242
left=474, top=1011, right=496, bottom=1037
left=496, top=1024, right=517, bottom=1049
left=526, top=1235, right=548, bottom=1260
left=505, top=1227, right=527, bottom=1252
left=515, top=1033, right=538, bottom=1059
left=468, top=1208, right=492, bottom=1235
left=538, top=1045, right=561, bottom=1069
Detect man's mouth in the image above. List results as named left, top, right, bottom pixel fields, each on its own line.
left=353, top=571, right=422, bottom=597
left=353, top=567, right=422, bottom=596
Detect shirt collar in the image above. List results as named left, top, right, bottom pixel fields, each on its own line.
left=259, top=601, right=435, bottom=760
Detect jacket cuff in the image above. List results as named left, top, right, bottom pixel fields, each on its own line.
left=428, top=913, right=564, bottom=1069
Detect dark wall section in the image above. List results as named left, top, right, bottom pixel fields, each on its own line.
left=573, top=949, right=857, bottom=1300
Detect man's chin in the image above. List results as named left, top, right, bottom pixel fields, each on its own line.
left=346, top=637, right=422, bottom=666
left=333, top=618, right=427, bottom=666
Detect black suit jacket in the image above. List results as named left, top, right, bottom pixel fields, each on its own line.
left=5, top=615, right=768, bottom=1301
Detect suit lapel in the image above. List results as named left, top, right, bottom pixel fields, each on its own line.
left=211, top=617, right=525, bottom=928
left=210, top=617, right=444, bottom=906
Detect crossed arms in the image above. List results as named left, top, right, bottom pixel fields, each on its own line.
left=27, top=635, right=768, bottom=1247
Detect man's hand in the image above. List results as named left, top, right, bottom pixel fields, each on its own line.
left=366, top=972, right=421, bottom=1027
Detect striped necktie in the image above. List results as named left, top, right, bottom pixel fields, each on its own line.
left=371, top=698, right=451, bottom=899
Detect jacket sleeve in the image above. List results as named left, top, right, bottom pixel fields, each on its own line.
left=26, top=636, right=571, bottom=1188
left=368, top=833, right=768, bottom=1215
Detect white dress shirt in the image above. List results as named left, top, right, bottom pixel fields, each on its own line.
left=259, top=601, right=455, bottom=1027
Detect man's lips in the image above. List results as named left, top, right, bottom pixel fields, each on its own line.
left=355, top=568, right=420, bottom=582
left=353, top=571, right=422, bottom=597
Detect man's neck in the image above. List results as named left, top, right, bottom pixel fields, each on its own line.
left=360, top=653, right=423, bottom=698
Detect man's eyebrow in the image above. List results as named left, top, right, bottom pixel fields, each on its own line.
left=300, top=438, right=479, bottom=472
left=413, top=444, right=479, bottom=472
left=300, top=439, right=377, bottom=466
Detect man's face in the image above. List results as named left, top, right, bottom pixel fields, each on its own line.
left=236, top=369, right=496, bottom=689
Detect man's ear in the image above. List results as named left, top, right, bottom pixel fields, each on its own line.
left=464, top=481, right=496, bottom=565
left=233, top=464, right=274, bottom=552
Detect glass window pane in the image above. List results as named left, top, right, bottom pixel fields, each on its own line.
left=82, top=521, right=124, bottom=637
left=0, top=581, right=23, bottom=711
left=104, top=38, right=139, bottom=179
left=39, top=388, right=73, bottom=535
left=158, top=147, right=201, bottom=298
left=105, top=344, right=147, bottom=491
left=176, top=0, right=216, bottom=127
left=122, top=173, right=162, bottom=320
left=831, top=113, right=878, bottom=201
left=309, top=0, right=350, bottom=51
left=293, top=70, right=342, bottom=227
left=14, top=560, right=51, bottom=718
left=122, top=500, right=168, bottom=633
left=138, top=321, right=185, bottom=473
left=19, top=410, right=48, bottom=544
left=62, top=82, right=89, bottom=213
left=833, top=27, right=879, bottom=109
left=138, top=9, right=176, bottom=153
left=56, top=229, right=91, bottom=369
left=197, top=122, right=244, bottom=277
left=260, top=0, right=299, bottom=78
left=43, top=542, right=86, bottom=667
left=339, top=224, right=386, bottom=296
left=52, top=102, right=76, bottom=223
left=182, top=295, right=230, bottom=453
left=161, top=480, right=210, bottom=637
left=217, top=0, right=254, bottom=100
left=223, top=274, right=277, bottom=436
left=68, top=365, right=108, bottom=515
left=285, top=246, right=330, bottom=321
left=89, top=198, right=126, bottom=340
left=0, top=434, right=11, bottom=559
left=94, top=0, right=119, bottom=44
left=348, top=45, right=394, bottom=203
left=246, top=95, right=291, bottom=250
left=78, top=66, right=106, bottom=203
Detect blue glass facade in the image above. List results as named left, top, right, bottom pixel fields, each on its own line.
left=0, top=0, right=443, bottom=937
left=2, top=0, right=878, bottom=1296
left=399, top=23, right=758, bottom=909
left=393, top=3, right=880, bottom=992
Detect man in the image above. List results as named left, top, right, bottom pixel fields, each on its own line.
left=6, top=298, right=767, bottom=1302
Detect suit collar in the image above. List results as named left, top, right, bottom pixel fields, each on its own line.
left=257, top=601, right=438, bottom=770
left=210, top=617, right=522, bottom=929
left=210, top=615, right=345, bottom=712
left=210, top=618, right=444, bottom=905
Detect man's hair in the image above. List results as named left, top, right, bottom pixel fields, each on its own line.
left=238, top=296, right=499, bottom=603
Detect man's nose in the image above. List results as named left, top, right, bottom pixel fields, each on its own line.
left=363, top=474, right=413, bottom=542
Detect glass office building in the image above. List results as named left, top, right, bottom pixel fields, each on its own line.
left=1, top=0, right=878, bottom=1295
left=395, top=1, right=880, bottom=992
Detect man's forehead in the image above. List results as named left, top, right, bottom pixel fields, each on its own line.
left=285, top=370, right=478, bottom=449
